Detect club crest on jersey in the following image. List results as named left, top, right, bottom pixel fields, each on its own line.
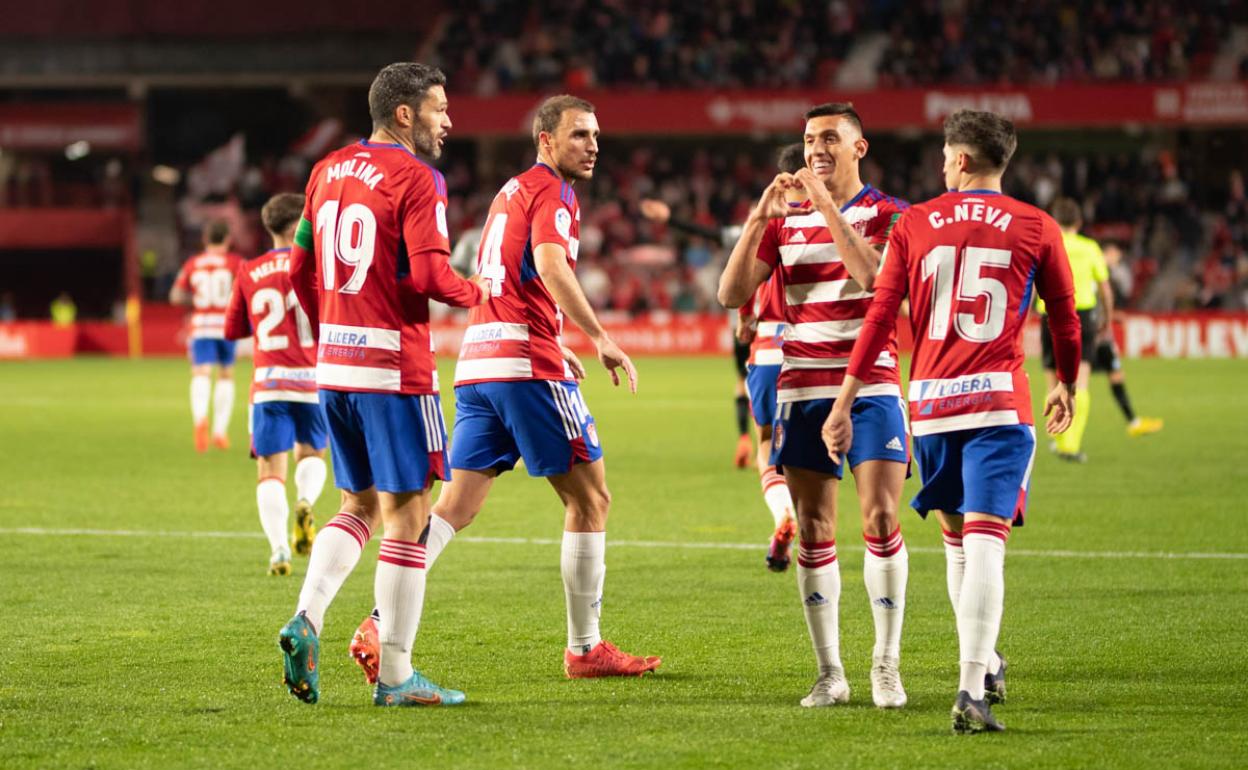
left=554, top=207, right=572, bottom=240
left=435, top=201, right=448, bottom=238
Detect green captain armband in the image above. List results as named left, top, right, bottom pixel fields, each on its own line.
left=294, top=217, right=314, bottom=250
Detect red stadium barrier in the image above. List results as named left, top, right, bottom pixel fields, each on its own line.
left=1118, top=312, right=1248, bottom=359
left=0, top=323, right=76, bottom=359
left=447, top=82, right=1248, bottom=136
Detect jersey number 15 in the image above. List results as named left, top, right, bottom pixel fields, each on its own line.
left=921, top=245, right=1012, bottom=343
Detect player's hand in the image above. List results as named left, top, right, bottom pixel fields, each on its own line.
left=471, top=274, right=491, bottom=304
left=1044, top=381, right=1076, bottom=434
left=793, top=168, right=834, bottom=211
left=821, top=406, right=853, bottom=465
left=595, top=334, right=638, bottom=393
left=736, top=314, right=758, bottom=344
left=639, top=199, right=671, bottom=224
left=561, top=345, right=587, bottom=381
left=752, top=173, right=810, bottom=222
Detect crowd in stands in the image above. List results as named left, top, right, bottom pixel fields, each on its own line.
left=429, top=0, right=1239, bottom=93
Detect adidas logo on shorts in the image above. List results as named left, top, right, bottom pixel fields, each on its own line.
left=885, top=436, right=903, bottom=452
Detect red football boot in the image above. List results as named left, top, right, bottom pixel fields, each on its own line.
left=564, top=640, right=662, bottom=679
left=350, top=615, right=380, bottom=685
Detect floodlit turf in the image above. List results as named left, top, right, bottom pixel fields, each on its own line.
left=1, top=355, right=1246, bottom=769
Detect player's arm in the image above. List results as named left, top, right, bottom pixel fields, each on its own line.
left=534, top=243, right=636, bottom=392
left=1092, top=242, right=1114, bottom=334
left=793, top=168, right=884, bottom=291
left=718, top=173, right=804, bottom=308
left=222, top=267, right=251, bottom=341
left=402, top=174, right=486, bottom=307
left=1036, top=218, right=1080, bottom=433
left=289, top=213, right=319, bottom=336
left=169, top=265, right=191, bottom=306
left=736, top=291, right=758, bottom=344
left=823, top=219, right=912, bottom=460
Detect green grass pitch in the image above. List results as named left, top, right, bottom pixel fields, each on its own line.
left=1, top=355, right=1246, bottom=768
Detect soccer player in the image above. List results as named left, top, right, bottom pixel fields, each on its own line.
left=351, top=95, right=661, bottom=684
left=824, top=109, right=1081, bottom=733
left=170, top=220, right=243, bottom=452
left=223, top=193, right=329, bottom=576
left=737, top=143, right=805, bottom=571
left=718, top=104, right=912, bottom=709
left=1039, top=202, right=1162, bottom=458
left=278, top=62, right=486, bottom=708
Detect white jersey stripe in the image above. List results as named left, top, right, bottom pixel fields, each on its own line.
left=454, top=357, right=534, bottom=383
left=789, top=319, right=865, bottom=344
left=910, top=410, right=1020, bottom=436
left=316, top=363, right=401, bottom=392
left=319, top=323, right=401, bottom=352
left=462, top=322, right=530, bottom=344
left=785, top=279, right=872, bottom=306
left=778, top=242, right=840, bottom=267
left=753, top=348, right=784, bottom=366
left=252, top=391, right=320, bottom=404
left=756, top=321, right=784, bottom=336
left=253, top=366, right=316, bottom=384
left=777, top=382, right=902, bottom=403
left=908, top=372, right=1015, bottom=402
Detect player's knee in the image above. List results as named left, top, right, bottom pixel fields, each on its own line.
left=862, top=503, right=898, bottom=538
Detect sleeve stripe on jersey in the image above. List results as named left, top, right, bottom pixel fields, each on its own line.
left=294, top=217, right=314, bottom=250
left=560, top=182, right=574, bottom=205
left=882, top=212, right=902, bottom=238
left=434, top=171, right=446, bottom=198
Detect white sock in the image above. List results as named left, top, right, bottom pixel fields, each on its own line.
left=375, top=539, right=428, bottom=686
left=294, top=456, right=327, bottom=505
left=797, top=540, right=842, bottom=673
left=211, top=379, right=235, bottom=437
left=256, top=478, right=289, bottom=553
left=942, top=527, right=966, bottom=612
left=295, top=512, right=371, bottom=633
left=561, top=531, right=605, bottom=654
left=863, top=528, right=907, bottom=661
left=957, top=522, right=1009, bottom=700
left=423, top=513, right=457, bottom=569
left=190, top=375, right=210, bottom=424
left=760, top=466, right=795, bottom=527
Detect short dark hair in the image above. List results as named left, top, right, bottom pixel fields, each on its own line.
left=803, top=102, right=863, bottom=134
left=532, top=95, right=595, bottom=148
left=943, top=109, right=1018, bottom=174
left=203, top=219, right=230, bottom=246
left=261, top=193, right=304, bottom=236
left=368, top=62, right=447, bottom=129
left=1051, top=197, right=1082, bottom=227
left=776, top=143, right=805, bottom=174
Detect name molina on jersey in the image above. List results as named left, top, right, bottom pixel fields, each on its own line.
left=326, top=158, right=384, bottom=190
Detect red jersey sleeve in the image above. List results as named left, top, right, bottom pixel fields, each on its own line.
left=531, top=185, right=574, bottom=254
left=1035, top=215, right=1081, bottom=384
left=289, top=190, right=319, bottom=336
left=847, top=213, right=911, bottom=380
left=173, top=261, right=191, bottom=292
left=222, top=264, right=251, bottom=340
left=402, top=168, right=479, bottom=308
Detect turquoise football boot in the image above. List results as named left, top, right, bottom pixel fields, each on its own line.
left=279, top=613, right=320, bottom=704
left=373, top=670, right=466, bottom=707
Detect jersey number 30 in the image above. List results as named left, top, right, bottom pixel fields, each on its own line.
left=921, top=245, right=1011, bottom=343
left=317, top=201, right=377, bottom=294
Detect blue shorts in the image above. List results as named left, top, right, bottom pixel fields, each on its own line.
left=450, top=380, right=603, bottom=477
left=745, top=364, right=781, bottom=427
left=319, top=390, right=448, bottom=494
left=249, top=400, right=328, bottom=458
left=190, top=338, right=236, bottom=366
left=911, top=424, right=1036, bottom=523
left=772, top=395, right=909, bottom=479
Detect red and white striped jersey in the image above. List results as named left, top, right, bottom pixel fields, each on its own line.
left=741, top=273, right=786, bottom=367
left=454, top=163, right=580, bottom=385
left=173, top=251, right=244, bottom=340
left=290, top=141, right=480, bottom=395
left=847, top=190, right=1080, bottom=436
left=755, top=184, right=908, bottom=402
left=223, top=248, right=317, bottom=404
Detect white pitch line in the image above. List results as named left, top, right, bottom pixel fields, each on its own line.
left=1, top=527, right=1246, bottom=561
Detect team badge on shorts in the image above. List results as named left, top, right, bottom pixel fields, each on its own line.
left=586, top=422, right=599, bottom=448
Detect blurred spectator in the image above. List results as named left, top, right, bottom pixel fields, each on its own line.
left=50, top=293, right=77, bottom=326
